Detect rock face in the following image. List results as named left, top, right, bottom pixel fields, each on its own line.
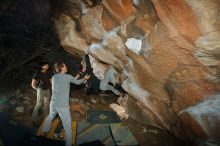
left=53, top=0, right=220, bottom=142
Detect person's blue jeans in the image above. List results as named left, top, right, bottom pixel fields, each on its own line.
left=43, top=103, right=72, bottom=146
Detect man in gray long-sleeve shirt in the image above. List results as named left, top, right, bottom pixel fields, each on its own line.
left=42, top=62, right=90, bottom=146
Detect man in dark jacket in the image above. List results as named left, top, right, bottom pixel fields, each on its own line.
left=31, top=62, right=52, bottom=125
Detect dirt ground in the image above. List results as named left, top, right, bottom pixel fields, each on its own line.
left=0, top=85, right=187, bottom=146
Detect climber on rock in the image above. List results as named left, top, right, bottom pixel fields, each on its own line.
left=79, top=53, right=125, bottom=98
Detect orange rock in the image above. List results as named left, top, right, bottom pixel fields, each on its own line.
left=179, top=94, right=220, bottom=138
left=53, top=0, right=220, bottom=141
left=164, top=0, right=202, bottom=41
left=151, top=0, right=202, bottom=40
left=102, top=10, right=119, bottom=31
left=179, top=112, right=207, bottom=138
left=81, top=5, right=106, bottom=40
left=135, top=15, right=152, bottom=33
left=102, top=0, right=136, bottom=22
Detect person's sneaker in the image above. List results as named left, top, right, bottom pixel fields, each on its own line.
left=53, top=134, right=59, bottom=138
left=53, top=134, right=64, bottom=139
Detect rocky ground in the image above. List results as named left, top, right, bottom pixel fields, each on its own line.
left=0, top=84, right=187, bottom=146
